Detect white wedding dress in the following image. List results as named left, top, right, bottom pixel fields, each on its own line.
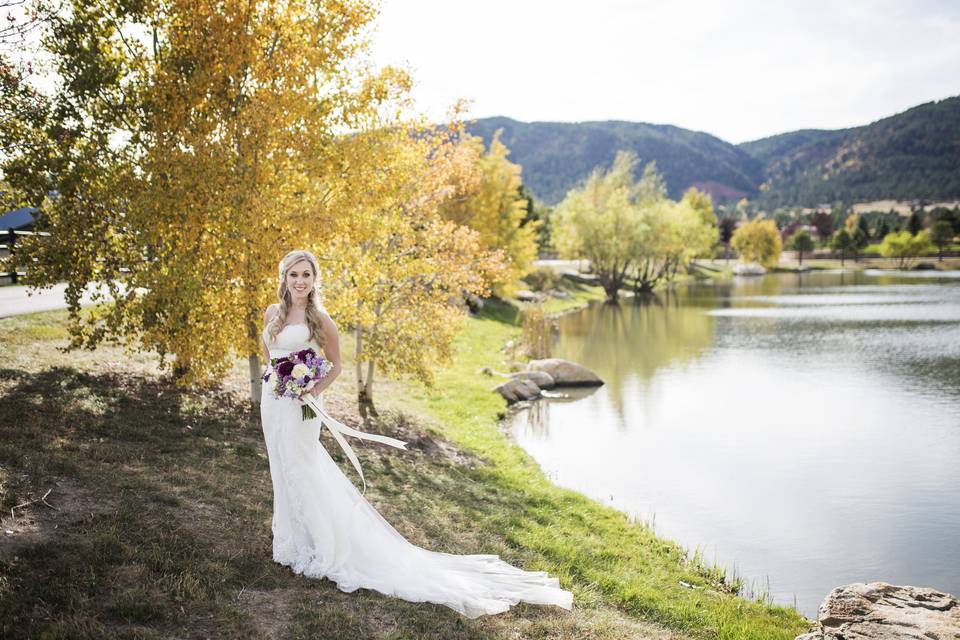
left=260, top=323, right=573, bottom=618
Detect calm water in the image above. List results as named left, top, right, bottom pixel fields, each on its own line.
left=507, top=270, right=960, bottom=618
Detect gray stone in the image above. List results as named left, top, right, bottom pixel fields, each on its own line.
left=493, top=378, right=542, bottom=404
left=795, top=582, right=960, bottom=640
left=507, top=370, right=556, bottom=389
left=526, top=358, right=603, bottom=386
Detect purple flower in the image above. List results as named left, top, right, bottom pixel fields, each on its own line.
left=277, top=361, right=294, bottom=376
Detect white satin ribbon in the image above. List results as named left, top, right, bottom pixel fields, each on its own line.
left=302, top=394, right=407, bottom=494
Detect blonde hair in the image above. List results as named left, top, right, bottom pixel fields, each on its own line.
left=265, top=250, right=327, bottom=349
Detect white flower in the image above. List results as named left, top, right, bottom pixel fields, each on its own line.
left=291, top=363, right=309, bottom=378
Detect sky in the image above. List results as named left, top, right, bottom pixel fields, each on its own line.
left=368, top=0, right=960, bottom=144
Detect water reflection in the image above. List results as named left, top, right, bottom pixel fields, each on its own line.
left=508, top=270, right=960, bottom=618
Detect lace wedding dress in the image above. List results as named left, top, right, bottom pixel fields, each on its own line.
left=260, top=323, right=574, bottom=618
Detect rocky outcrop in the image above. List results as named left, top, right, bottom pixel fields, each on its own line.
left=526, top=358, right=603, bottom=386
left=490, top=360, right=599, bottom=403
left=507, top=370, right=556, bottom=389
left=795, top=582, right=960, bottom=640
left=493, top=378, right=542, bottom=404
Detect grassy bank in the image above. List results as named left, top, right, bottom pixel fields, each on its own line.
left=0, top=278, right=812, bottom=639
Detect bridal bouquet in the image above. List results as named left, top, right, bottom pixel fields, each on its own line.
left=262, top=348, right=334, bottom=420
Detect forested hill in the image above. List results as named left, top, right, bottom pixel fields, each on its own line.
left=465, top=117, right=763, bottom=205
left=465, top=95, right=960, bottom=208
left=737, top=96, right=960, bottom=208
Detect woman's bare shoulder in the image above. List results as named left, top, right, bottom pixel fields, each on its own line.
left=264, top=303, right=279, bottom=323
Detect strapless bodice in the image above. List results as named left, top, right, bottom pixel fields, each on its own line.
left=263, top=323, right=322, bottom=358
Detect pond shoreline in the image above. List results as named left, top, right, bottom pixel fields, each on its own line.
left=498, top=269, right=960, bottom=625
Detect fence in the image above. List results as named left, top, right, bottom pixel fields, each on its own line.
left=0, top=229, right=52, bottom=285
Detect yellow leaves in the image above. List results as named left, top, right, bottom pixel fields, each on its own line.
left=437, top=129, right=539, bottom=297
left=731, top=219, right=782, bottom=267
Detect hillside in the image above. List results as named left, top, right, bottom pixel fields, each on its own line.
left=740, top=96, right=960, bottom=208
left=466, top=95, right=960, bottom=209
left=466, top=116, right=762, bottom=205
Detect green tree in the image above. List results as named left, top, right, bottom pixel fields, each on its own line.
left=553, top=152, right=716, bottom=299
left=852, top=227, right=869, bottom=261
left=786, top=229, right=814, bottom=266
left=908, top=210, right=925, bottom=235
left=930, top=220, right=954, bottom=261
left=876, top=219, right=891, bottom=241
left=731, top=219, right=782, bottom=268
left=830, top=229, right=854, bottom=267
left=718, top=216, right=738, bottom=261
left=552, top=151, right=648, bottom=301
left=880, top=230, right=933, bottom=269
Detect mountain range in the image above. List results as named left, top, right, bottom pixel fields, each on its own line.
left=464, top=95, right=960, bottom=209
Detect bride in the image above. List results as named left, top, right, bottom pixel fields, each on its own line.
left=259, top=249, right=574, bottom=619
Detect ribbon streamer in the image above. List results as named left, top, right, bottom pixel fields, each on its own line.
left=302, top=394, right=407, bottom=494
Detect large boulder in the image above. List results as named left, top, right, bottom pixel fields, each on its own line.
left=795, top=582, right=960, bottom=640
left=493, top=378, right=542, bottom=404
left=508, top=370, right=556, bottom=389
left=526, top=358, right=603, bottom=386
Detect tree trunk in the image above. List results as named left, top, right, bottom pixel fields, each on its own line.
left=247, top=315, right=263, bottom=409
left=248, top=353, right=262, bottom=408
left=363, top=358, right=379, bottom=421
left=603, top=281, right=620, bottom=303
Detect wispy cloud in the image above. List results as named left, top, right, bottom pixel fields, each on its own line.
left=370, top=0, right=960, bottom=142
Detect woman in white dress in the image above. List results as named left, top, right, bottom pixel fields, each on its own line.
left=259, top=249, right=573, bottom=618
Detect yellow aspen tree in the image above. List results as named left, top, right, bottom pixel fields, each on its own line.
left=439, top=130, right=540, bottom=297
left=9, top=0, right=406, bottom=406
left=731, top=219, right=783, bottom=267
left=316, top=118, right=511, bottom=419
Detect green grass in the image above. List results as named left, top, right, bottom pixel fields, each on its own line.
left=0, top=278, right=813, bottom=639
left=381, top=282, right=811, bottom=640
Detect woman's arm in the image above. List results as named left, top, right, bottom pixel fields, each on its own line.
left=261, top=304, right=277, bottom=366
left=308, top=311, right=342, bottom=397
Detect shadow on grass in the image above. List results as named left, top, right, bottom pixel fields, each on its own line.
left=0, top=366, right=524, bottom=639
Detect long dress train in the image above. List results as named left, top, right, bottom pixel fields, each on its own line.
left=260, top=323, right=574, bottom=618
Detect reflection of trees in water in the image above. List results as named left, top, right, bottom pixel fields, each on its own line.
left=520, top=386, right=599, bottom=437
left=552, top=291, right=716, bottom=421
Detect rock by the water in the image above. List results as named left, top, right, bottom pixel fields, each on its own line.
left=795, top=582, right=960, bottom=640
left=526, top=358, right=603, bottom=386
left=508, top=370, right=556, bottom=389
left=494, top=378, right=542, bottom=404
left=733, top=262, right=767, bottom=276
left=515, top=289, right=547, bottom=302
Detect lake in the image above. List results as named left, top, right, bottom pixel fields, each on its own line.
left=506, top=269, right=960, bottom=618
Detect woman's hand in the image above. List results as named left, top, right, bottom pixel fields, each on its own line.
left=298, top=382, right=321, bottom=401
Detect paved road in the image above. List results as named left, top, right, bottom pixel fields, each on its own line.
left=0, top=281, right=133, bottom=319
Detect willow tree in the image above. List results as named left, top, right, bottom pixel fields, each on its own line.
left=552, top=151, right=648, bottom=302
left=5, top=0, right=405, bottom=404
left=439, top=130, right=540, bottom=297
left=316, top=118, right=511, bottom=419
